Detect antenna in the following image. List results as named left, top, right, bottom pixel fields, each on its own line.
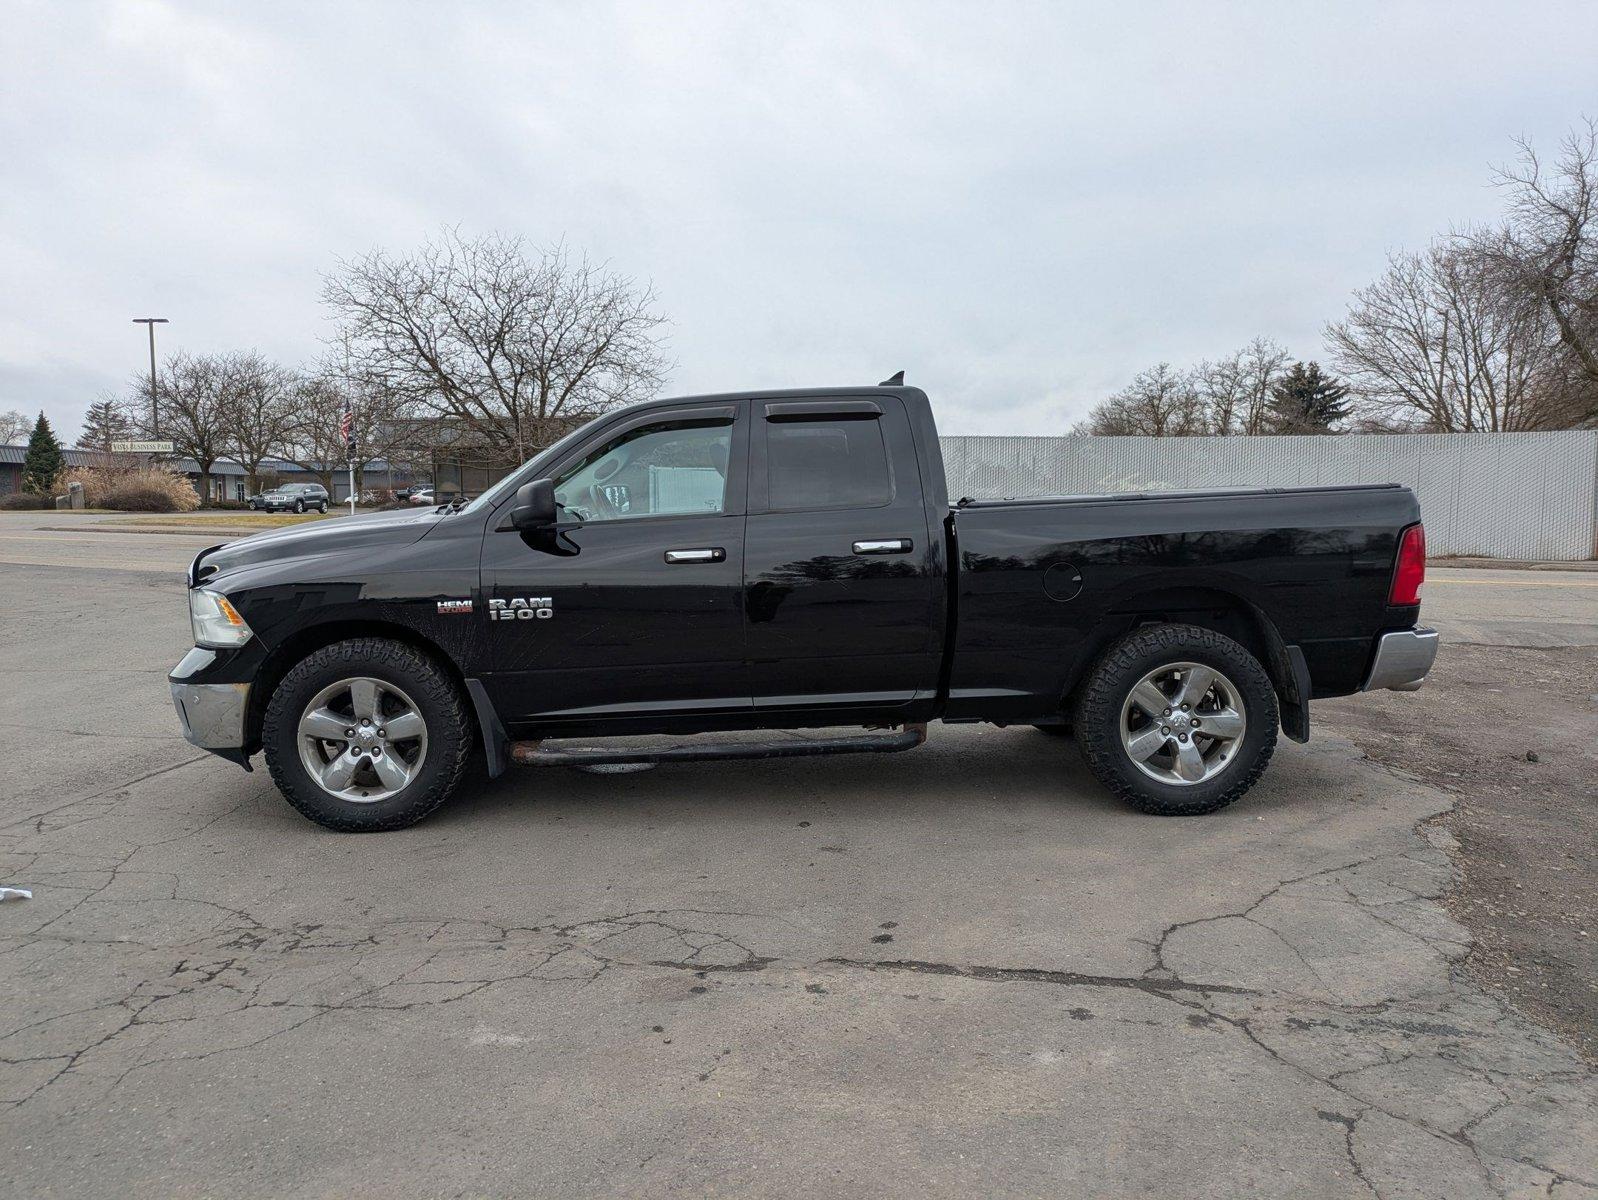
left=878, top=370, right=905, bottom=386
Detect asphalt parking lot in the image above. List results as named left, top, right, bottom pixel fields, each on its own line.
left=2, top=511, right=1595, bottom=1199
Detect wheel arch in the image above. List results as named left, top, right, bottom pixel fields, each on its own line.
left=244, top=619, right=480, bottom=757
left=1062, top=585, right=1310, bottom=743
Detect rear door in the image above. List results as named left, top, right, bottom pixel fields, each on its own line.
left=479, top=401, right=751, bottom=726
left=742, top=395, right=941, bottom=715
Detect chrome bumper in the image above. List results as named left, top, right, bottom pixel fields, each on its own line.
left=171, top=681, right=251, bottom=749
left=1361, top=628, right=1439, bottom=692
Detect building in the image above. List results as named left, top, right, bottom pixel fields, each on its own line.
left=0, top=445, right=417, bottom=502
left=164, top=456, right=418, bottom=503
left=0, top=445, right=122, bottom=495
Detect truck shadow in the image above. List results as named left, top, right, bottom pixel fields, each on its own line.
left=440, top=726, right=1142, bottom=827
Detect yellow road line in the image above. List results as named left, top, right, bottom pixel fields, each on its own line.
left=0, top=554, right=183, bottom=571
left=0, top=532, right=213, bottom=542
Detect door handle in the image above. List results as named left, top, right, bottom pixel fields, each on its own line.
left=664, top=547, right=726, bottom=564
left=852, top=538, right=913, bottom=555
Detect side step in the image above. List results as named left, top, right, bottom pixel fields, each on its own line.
left=509, top=724, right=927, bottom=768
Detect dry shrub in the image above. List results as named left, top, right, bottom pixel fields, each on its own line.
left=56, top=464, right=127, bottom=507
left=61, top=464, right=200, bottom=512
left=0, top=492, right=53, bottom=510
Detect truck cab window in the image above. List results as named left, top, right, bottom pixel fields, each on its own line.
left=554, top=419, right=732, bottom=522
left=767, top=418, right=893, bottom=510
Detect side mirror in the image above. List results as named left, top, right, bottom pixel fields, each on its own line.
left=510, top=478, right=558, bottom=531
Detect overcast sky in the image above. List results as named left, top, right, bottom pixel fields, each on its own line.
left=4, top=1, right=1596, bottom=442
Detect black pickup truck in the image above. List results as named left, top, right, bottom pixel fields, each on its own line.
left=170, top=382, right=1437, bottom=831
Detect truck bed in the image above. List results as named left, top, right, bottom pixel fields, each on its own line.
left=944, top=481, right=1421, bottom=721
left=954, top=482, right=1409, bottom=508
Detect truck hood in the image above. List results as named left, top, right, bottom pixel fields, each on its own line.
left=194, top=509, right=444, bottom=582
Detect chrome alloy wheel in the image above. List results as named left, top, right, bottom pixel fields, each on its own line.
left=296, top=677, right=428, bottom=803
left=1118, top=661, right=1247, bottom=786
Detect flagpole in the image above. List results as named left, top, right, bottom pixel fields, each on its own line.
left=346, top=397, right=357, bottom=516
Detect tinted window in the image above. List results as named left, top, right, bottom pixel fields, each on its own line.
left=555, top=419, right=733, bottom=522
left=766, top=418, right=893, bottom=510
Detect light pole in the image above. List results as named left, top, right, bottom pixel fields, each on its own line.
left=132, top=318, right=169, bottom=436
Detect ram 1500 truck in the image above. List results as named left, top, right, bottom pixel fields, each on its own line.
left=169, top=382, right=1437, bottom=831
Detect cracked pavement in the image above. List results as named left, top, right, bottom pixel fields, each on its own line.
left=2, top=519, right=1596, bottom=1197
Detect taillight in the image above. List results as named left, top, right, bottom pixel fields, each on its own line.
left=1390, top=523, right=1425, bottom=606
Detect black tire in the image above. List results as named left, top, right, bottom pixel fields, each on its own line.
left=262, top=638, right=473, bottom=832
left=1073, top=622, right=1277, bottom=816
left=293, top=499, right=305, bottom=513
left=318, top=501, right=328, bottom=513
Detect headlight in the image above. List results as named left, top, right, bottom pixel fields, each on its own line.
left=189, top=589, right=253, bottom=648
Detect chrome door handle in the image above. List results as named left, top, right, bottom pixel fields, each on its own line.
left=664, top=547, right=726, bottom=564
left=852, top=538, right=913, bottom=555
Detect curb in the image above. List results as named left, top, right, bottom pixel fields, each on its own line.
left=1433, top=557, right=1598, bottom=573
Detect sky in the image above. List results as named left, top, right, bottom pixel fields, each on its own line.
left=3, top=0, right=1596, bottom=442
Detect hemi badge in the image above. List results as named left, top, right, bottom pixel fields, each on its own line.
left=437, top=599, right=473, bottom=615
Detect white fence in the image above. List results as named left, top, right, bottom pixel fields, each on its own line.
left=940, top=430, right=1598, bottom=561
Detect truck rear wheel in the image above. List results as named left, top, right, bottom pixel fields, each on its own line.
left=1073, top=623, right=1277, bottom=816
left=261, top=638, right=473, bottom=831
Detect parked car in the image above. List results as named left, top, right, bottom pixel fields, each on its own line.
left=170, top=381, right=1436, bottom=832
left=406, top=487, right=435, bottom=506
left=248, top=483, right=330, bottom=514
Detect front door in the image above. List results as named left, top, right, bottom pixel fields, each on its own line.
left=479, top=403, right=751, bottom=727
left=742, top=395, right=941, bottom=715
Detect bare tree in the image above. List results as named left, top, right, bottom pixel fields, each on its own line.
left=218, top=351, right=297, bottom=494
left=1195, top=337, right=1291, bottom=434
left=322, top=230, right=671, bottom=464
left=135, top=352, right=230, bottom=497
left=1325, top=240, right=1579, bottom=431
left=1076, top=363, right=1209, bottom=436
left=1, top=409, right=34, bottom=445
left=1467, top=120, right=1598, bottom=416
left=281, top=372, right=348, bottom=494
left=283, top=367, right=414, bottom=496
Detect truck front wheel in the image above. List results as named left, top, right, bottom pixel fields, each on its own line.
left=261, top=638, right=473, bottom=831
left=1073, top=623, right=1277, bottom=816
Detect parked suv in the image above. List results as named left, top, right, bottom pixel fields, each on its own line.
left=249, top=483, right=330, bottom=514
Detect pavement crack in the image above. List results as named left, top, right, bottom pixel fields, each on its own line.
left=819, top=957, right=1254, bottom=998
left=1316, top=1108, right=1380, bottom=1198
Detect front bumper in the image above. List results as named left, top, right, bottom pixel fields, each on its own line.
left=1361, top=627, right=1439, bottom=692
left=171, top=680, right=251, bottom=749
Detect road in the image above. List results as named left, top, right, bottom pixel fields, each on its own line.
left=2, top=511, right=1595, bottom=1198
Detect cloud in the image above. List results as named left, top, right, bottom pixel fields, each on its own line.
left=4, top=0, right=1595, bottom=441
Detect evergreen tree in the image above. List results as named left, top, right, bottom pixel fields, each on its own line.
left=1270, top=361, right=1350, bottom=433
left=76, top=398, right=133, bottom=453
left=22, top=412, right=65, bottom=494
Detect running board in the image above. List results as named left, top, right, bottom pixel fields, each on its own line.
left=509, top=724, right=927, bottom=768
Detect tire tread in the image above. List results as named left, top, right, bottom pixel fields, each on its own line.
left=261, top=637, right=471, bottom=832
left=1074, top=622, right=1277, bottom=816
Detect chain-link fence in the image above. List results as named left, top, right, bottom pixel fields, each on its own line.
left=940, top=431, right=1598, bottom=561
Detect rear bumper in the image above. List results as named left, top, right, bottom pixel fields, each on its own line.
left=1361, top=628, right=1439, bottom=692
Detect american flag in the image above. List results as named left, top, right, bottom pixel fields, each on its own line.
left=340, top=408, right=355, bottom=458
